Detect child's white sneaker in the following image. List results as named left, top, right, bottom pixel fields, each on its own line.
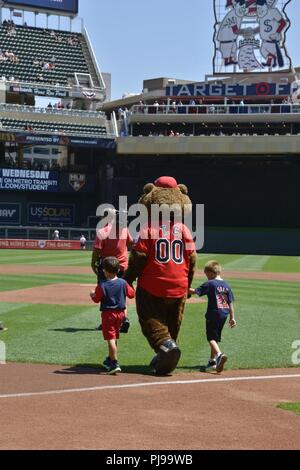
left=216, top=354, right=228, bottom=373
left=205, top=359, right=217, bottom=371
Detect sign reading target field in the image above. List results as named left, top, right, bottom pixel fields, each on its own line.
left=28, top=203, right=75, bottom=226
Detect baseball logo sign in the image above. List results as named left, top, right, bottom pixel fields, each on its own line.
left=213, top=0, right=292, bottom=74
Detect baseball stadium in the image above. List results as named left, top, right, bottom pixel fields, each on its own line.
left=0, top=0, right=299, bottom=453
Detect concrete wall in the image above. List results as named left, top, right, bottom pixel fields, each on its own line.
left=117, top=135, right=300, bottom=155
left=203, top=227, right=300, bottom=256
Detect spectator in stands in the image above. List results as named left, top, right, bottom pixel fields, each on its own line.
left=138, top=100, right=145, bottom=113
left=171, top=101, right=177, bottom=113
left=153, top=100, right=159, bottom=114
left=47, top=102, right=53, bottom=109
left=7, top=25, right=16, bottom=37
left=43, top=62, right=55, bottom=71
left=68, top=36, right=79, bottom=46
left=189, top=99, right=197, bottom=114
left=5, top=51, right=13, bottom=61
left=0, top=52, right=7, bottom=63
left=118, top=107, right=124, bottom=120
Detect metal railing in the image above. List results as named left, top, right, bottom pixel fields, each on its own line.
left=0, top=124, right=116, bottom=139
left=0, top=103, right=105, bottom=118
left=130, top=103, right=300, bottom=116
left=0, top=226, right=96, bottom=242
left=0, top=76, right=103, bottom=93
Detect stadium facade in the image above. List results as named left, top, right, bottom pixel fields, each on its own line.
left=0, top=0, right=299, bottom=254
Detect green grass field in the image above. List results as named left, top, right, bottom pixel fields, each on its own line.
left=278, top=403, right=300, bottom=415
left=1, top=250, right=300, bottom=272
left=0, top=250, right=299, bottom=372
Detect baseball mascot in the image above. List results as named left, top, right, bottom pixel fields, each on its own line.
left=124, top=177, right=197, bottom=375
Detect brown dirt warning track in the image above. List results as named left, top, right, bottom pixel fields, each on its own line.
left=0, top=263, right=299, bottom=450
left=0, top=265, right=299, bottom=306
left=0, top=364, right=299, bottom=450
left=1, top=264, right=300, bottom=282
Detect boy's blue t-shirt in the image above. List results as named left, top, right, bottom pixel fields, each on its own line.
left=195, top=279, right=234, bottom=320
left=100, top=278, right=127, bottom=311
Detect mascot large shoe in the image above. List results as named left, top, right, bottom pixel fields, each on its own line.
left=124, top=176, right=197, bottom=376
left=150, top=340, right=181, bottom=376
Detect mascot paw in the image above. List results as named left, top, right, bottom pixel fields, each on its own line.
left=151, top=340, right=181, bottom=376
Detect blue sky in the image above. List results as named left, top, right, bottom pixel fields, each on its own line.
left=78, top=0, right=300, bottom=100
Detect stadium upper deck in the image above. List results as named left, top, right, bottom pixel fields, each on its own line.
left=0, top=21, right=105, bottom=95
left=100, top=70, right=300, bottom=156
left=0, top=4, right=114, bottom=152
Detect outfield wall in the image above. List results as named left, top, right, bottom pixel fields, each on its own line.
left=203, top=228, right=300, bottom=256
left=111, top=156, right=300, bottom=230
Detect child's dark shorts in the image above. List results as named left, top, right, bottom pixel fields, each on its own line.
left=206, top=317, right=227, bottom=342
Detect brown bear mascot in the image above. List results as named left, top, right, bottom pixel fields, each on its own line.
left=124, top=176, right=197, bottom=375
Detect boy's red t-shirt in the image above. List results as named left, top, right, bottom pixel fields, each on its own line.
left=133, top=223, right=195, bottom=298
left=94, top=224, right=133, bottom=270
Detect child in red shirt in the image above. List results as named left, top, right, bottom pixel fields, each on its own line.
left=91, top=211, right=133, bottom=332
left=90, top=257, right=135, bottom=375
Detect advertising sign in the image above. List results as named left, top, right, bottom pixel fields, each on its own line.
left=0, top=203, right=21, bottom=225
left=10, top=85, right=69, bottom=98
left=213, top=0, right=292, bottom=74
left=60, top=172, right=95, bottom=193
left=14, top=134, right=115, bottom=149
left=0, top=239, right=81, bottom=250
left=166, top=81, right=297, bottom=98
left=28, top=203, right=75, bottom=225
left=0, top=168, right=59, bottom=192
left=3, top=0, right=78, bottom=15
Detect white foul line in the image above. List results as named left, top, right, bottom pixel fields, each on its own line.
left=0, top=373, right=299, bottom=400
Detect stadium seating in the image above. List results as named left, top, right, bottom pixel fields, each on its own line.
left=1, top=117, right=107, bottom=136
left=0, top=24, right=99, bottom=87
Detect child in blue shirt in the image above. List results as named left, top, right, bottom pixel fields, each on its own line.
left=189, top=260, right=237, bottom=373
left=90, top=257, right=135, bottom=375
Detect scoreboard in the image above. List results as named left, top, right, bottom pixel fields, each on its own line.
left=2, top=0, right=78, bottom=15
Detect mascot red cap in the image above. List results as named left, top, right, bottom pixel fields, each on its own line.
left=154, top=176, right=178, bottom=189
